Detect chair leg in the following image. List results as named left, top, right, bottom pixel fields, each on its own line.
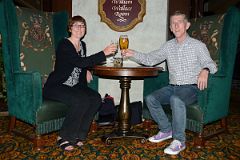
left=90, top=120, right=98, bottom=133
left=194, top=132, right=205, bottom=148
left=8, top=116, right=16, bottom=132
left=8, top=116, right=44, bottom=150
left=193, top=117, right=228, bottom=148
left=220, top=118, right=228, bottom=133
left=33, top=134, right=43, bottom=151
left=143, top=119, right=154, bottom=131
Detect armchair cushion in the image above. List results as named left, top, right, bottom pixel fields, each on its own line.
left=37, top=100, right=69, bottom=123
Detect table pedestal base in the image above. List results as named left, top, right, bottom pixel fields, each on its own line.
left=93, top=65, right=160, bottom=145
left=102, top=130, right=148, bottom=144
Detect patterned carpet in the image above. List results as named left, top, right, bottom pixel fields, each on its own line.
left=0, top=114, right=239, bottom=160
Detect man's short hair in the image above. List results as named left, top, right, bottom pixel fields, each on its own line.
left=170, top=11, right=189, bottom=22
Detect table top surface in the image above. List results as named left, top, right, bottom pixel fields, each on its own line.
left=92, top=63, right=162, bottom=78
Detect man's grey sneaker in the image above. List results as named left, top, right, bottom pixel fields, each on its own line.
left=148, top=131, right=172, bottom=143
left=164, top=140, right=186, bottom=155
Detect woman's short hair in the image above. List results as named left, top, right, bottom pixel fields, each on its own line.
left=68, top=15, right=87, bottom=31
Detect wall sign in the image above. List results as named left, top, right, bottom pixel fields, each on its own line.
left=98, top=0, right=146, bottom=32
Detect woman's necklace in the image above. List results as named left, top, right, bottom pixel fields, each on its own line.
left=75, top=43, right=81, bottom=53
left=68, top=38, right=81, bottom=53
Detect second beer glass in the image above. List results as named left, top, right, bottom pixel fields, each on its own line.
left=119, top=35, right=129, bottom=50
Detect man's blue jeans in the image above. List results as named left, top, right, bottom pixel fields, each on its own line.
left=145, top=84, right=198, bottom=143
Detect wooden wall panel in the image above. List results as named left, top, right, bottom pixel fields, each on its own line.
left=42, top=0, right=72, bottom=17
left=51, top=0, right=72, bottom=17
left=168, top=0, right=191, bottom=17
left=14, top=0, right=72, bottom=17
left=14, top=0, right=43, bottom=9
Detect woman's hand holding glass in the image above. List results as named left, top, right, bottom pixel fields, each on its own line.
left=111, top=40, right=119, bottom=58
left=103, top=43, right=118, bottom=56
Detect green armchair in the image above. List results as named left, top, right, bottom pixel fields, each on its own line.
left=0, top=0, right=98, bottom=149
left=143, top=6, right=240, bottom=147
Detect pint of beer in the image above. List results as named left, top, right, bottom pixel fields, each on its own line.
left=119, top=35, right=129, bottom=50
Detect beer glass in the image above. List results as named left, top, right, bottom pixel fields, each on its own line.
left=119, top=35, right=129, bottom=50
left=111, top=40, right=119, bottom=58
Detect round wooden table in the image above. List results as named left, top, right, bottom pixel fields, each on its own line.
left=93, top=63, right=162, bottom=144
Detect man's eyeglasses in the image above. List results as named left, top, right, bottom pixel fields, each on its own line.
left=72, top=24, right=86, bottom=29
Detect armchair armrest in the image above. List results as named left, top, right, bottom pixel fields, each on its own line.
left=12, top=71, right=43, bottom=124
left=197, top=73, right=229, bottom=123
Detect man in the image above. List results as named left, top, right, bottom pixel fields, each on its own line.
left=121, top=11, right=217, bottom=155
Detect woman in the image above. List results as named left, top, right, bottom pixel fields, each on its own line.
left=43, top=15, right=116, bottom=151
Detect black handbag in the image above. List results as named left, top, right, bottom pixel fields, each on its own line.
left=129, top=101, right=142, bottom=125
left=97, top=94, right=117, bottom=125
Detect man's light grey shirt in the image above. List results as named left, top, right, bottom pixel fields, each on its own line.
left=132, top=35, right=218, bottom=85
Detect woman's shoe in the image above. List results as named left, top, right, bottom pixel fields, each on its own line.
left=75, top=138, right=84, bottom=147
left=57, top=137, right=75, bottom=151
